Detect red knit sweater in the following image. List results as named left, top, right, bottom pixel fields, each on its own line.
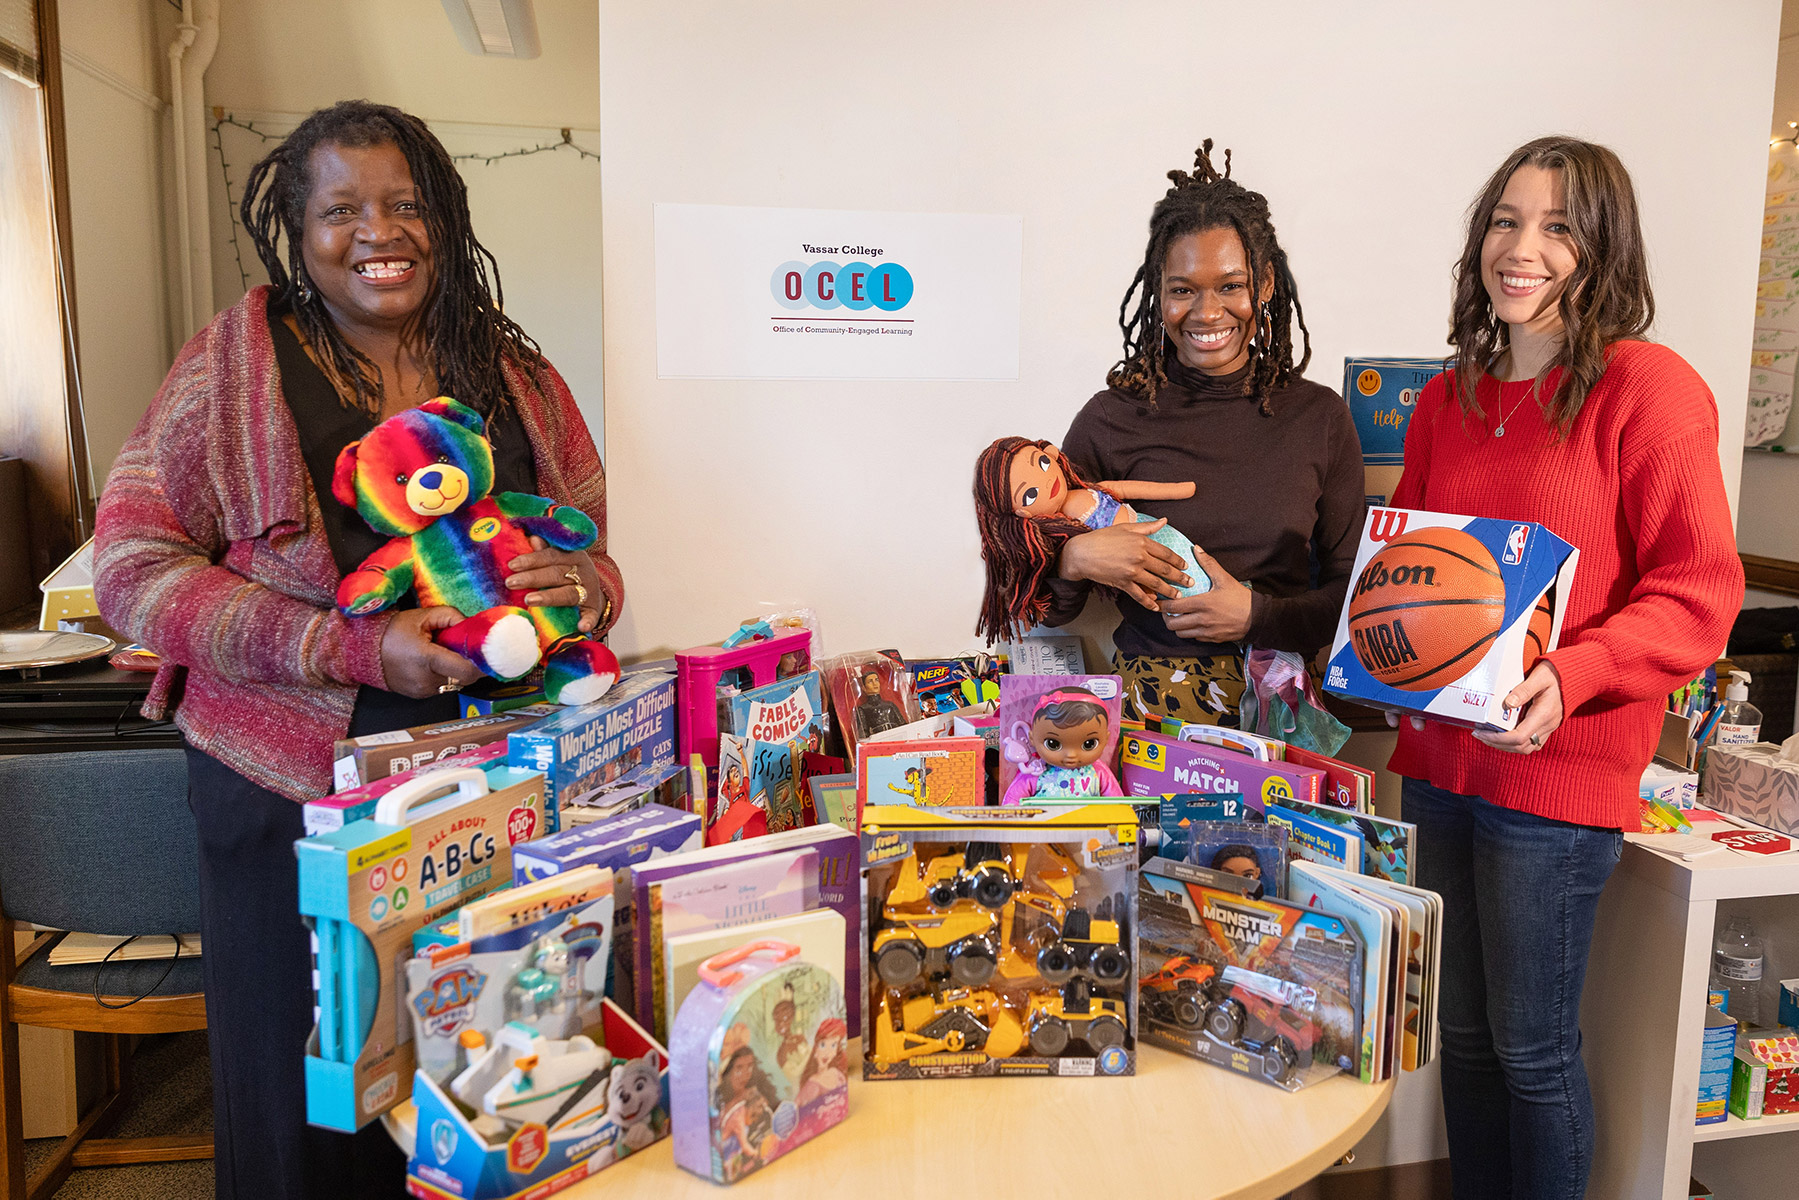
left=1388, top=341, right=1743, bottom=829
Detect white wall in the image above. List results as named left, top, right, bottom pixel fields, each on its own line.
left=598, top=0, right=1774, bottom=666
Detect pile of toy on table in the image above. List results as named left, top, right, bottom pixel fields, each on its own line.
left=293, top=607, right=1453, bottom=1200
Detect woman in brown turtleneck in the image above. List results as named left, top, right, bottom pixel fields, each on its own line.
left=1043, top=142, right=1364, bottom=725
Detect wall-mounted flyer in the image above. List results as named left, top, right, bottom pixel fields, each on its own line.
left=653, top=203, right=1021, bottom=381
left=1342, top=357, right=1443, bottom=506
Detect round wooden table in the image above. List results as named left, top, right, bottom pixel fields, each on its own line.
left=553, top=1042, right=1393, bottom=1199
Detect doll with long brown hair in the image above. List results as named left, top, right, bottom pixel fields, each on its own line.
left=974, top=436, right=1206, bottom=643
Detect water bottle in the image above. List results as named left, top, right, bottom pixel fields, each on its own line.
left=1713, top=915, right=1765, bottom=1027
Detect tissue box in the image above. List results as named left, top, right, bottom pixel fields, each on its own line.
left=1703, top=743, right=1799, bottom=836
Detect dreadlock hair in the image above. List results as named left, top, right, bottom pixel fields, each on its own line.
left=1449, top=136, right=1653, bottom=437
left=1109, top=139, right=1311, bottom=414
left=973, top=437, right=1095, bottom=645
left=239, top=99, right=544, bottom=422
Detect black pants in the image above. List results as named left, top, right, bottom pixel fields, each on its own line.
left=186, top=748, right=407, bottom=1199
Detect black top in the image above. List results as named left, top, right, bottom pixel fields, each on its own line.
left=1043, top=357, right=1365, bottom=660
left=268, top=303, right=542, bottom=734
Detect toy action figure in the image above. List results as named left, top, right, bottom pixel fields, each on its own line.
left=973, top=436, right=1209, bottom=643
left=852, top=668, right=907, bottom=740
left=1001, top=687, right=1122, bottom=805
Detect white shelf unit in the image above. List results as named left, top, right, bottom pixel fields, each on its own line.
left=1584, top=837, right=1799, bottom=1199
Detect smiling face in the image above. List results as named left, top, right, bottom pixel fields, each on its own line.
left=301, top=140, right=435, bottom=338
left=1029, top=713, right=1108, bottom=770
left=1008, top=444, right=1068, bottom=519
left=1159, top=227, right=1273, bottom=375
left=1481, top=164, right=1577, bottom=340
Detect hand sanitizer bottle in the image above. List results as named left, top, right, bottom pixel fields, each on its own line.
left=1713, top=671, right=1763, bottom=749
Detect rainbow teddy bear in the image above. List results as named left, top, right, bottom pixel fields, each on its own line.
left=332, top=397, right=619, bottom=705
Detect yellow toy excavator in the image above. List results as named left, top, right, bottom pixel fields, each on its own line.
left=871, top=987, right=1027, bottom=1064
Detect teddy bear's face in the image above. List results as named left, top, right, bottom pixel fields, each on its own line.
left=332, top=397, right=495, bottom=536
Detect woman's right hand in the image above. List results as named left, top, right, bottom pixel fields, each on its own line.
left=1057, top=520, right=1192, bottom=610
left=380, top=607, right=480, bottom=699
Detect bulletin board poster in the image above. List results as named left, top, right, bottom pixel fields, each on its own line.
left=1341, top=357, right=1444, bottom=465
left=653, top=203, right=1022, bottom=381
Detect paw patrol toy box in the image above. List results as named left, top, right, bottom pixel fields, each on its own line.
left=1323, top=507, right=1578, bottom=731
left=299, top=763, right=551, bottom=1132
left=404, top=1002, right=669, bottom=1200
left=508, top=669, right=677, bottom=816
left=860, top=803, right=1140, bottom=1081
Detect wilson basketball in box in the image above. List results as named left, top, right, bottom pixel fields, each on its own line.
left=1325, top=507, right=1577, bottom=730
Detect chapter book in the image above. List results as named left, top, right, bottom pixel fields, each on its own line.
left=1119, top=729, right=1325, bottom=811
left=806, top=773, right=856, bottom=829
left=856, top=736, right=985, bottom=814
left=1287, top=859, right=1396, bottom=1083
left=1265, top=803, right=1364, bottom=878
left=1273, top=797, right=1414, bottom=886
left=631, top=824, right=863, bottom=1037
left=1282, top=745, right=1375, bottom=812
left=713, top=733, right=806, bottom=844
left=663, top=908, right=847, bottom=1042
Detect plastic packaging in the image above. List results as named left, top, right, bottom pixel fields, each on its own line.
left=1714, top=915, right=1766, bottom=1027
left=1713, top=671, right=1763, bottom=750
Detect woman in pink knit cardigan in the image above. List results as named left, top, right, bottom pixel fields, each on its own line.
left=94, top=101, right=621, bottom=1199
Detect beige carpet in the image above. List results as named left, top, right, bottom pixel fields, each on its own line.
left=22, top=1031, right=213, bottom=1199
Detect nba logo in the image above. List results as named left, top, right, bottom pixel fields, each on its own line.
left=1504, top=524, right=1529, bottom=565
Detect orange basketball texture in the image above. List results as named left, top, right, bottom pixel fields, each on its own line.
left=1521, top=590, right=1553, bottom=675
left=1346, top=527, right=1506, bottom=691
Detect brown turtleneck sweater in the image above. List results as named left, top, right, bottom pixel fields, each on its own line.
left=1043, top=358, right=1365, bottom=659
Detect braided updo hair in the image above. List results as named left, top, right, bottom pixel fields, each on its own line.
left=1108, top=139, right=1311, bottom=413
left=240, top=100, right=544, bottom=421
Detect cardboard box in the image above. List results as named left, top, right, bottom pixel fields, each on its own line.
left=512, top=803, right=701, bottom=883
left=306, top=742, right=510, bottom=837
left=332, top=705, right=559, bottom=791
left=1698, top=1006, right=1738, bottom=1124
left=508, top=670, right=678, bottom=813
left=1704, top=743, right=1799, bottom=836
left=1119, top=729, right=1324, bottom=811
left=298, top=762, right=549, bottom=1131
left=1323, top=507, right=1578, bottom=731
left=1730, top=1044, right=1767, bottom=1119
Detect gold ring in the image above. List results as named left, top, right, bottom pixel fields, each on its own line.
left=564, top=568, right=581, bottom=585
left=572, top=582, right=588, bottom=605
left=438, top=678, right=461, bottom=694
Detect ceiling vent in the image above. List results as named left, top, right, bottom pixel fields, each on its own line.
left=440, top=0, right=540, bottom=59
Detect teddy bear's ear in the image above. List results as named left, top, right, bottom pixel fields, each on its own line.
left=419, top=397, right=486, bottom=436
left=331, top=440, right=363, bottom=508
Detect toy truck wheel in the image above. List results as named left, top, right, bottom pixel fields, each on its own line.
left=1262, top=1036, right=1299, bottom=1084
left=968, top=867, right=1014, bottom=909
left=1029, top=1016, right=1071, bottom=1056
left=927, top=881, right=958, bottom=908
left=1172, top=995, right=1205, bottom=1029
left=1036, top=943, right=1076, bottom=985
left=947, top=937, right=998, bottom=986
left=1204, top=998, right=1245, bottom=1045
left=1084, top=1015, right=1126, bottom=1052
left=876, top=941, right=925, bottom=987
left=1090, top=945, right=1128, bottom=982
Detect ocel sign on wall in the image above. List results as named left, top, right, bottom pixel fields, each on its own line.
left=654, top=203, right=1021, bottom=380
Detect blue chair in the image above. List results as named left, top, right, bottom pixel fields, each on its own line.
left=0, top=750, right=211, bottom=1199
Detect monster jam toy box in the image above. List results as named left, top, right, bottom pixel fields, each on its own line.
left=299, top=762, right=551, bottom=1132
left=507, top=669, right=677, bottom=815
left=1324, top=506, right=1577, bottom=731
left=1137, top=857, right=1363, bottom=1092
left=859, top=803, right=1139, bottom=1081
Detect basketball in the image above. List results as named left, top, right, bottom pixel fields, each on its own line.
left=1521, top=589, right=1554, bottom=674
left=1347, top=527, right=1506, bottom=691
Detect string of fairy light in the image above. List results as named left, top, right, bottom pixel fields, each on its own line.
left=209, top=110, right=600, bottom=291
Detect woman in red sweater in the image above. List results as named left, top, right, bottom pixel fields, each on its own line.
left=1391, top=137, right=1741, bottom=1199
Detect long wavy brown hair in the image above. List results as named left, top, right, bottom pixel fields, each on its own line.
left=1449, top=136, right=1654, bottom=435
left=973, top=438, right=1096, bottom=645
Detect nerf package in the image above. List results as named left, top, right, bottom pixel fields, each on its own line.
left=861, top=804, right=1140, bottom=1081
left=508, top=669, right=677, bottom=817
left=1324, top=506, right=1579, bottom=731
left=332, top=705, right=558, bottom=791
left=406, top=1002, right=668, bottom=1199
left=1120, top=728, right=1325, bottom=811
left=1137, top=857, right=1361, bottom=1091
left=670, top=941, right=848, bottom=1184
left=298, top=763, right=550, bottom=1131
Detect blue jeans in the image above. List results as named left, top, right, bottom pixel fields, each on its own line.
left=1401, top=777, right=1623, bottom=1200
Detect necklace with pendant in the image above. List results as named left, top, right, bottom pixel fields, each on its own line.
left=1493, top=387, right=1535, bottom=438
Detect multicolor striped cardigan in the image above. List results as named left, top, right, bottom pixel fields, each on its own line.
left=94, top=286, right=623, bottom=802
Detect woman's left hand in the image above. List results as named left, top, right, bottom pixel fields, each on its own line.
left=1471, top=661, right=1564, bottom=754
left=507, top=536, right=604, bottom=633
left=1158, top=548, right=1252, bottom=642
